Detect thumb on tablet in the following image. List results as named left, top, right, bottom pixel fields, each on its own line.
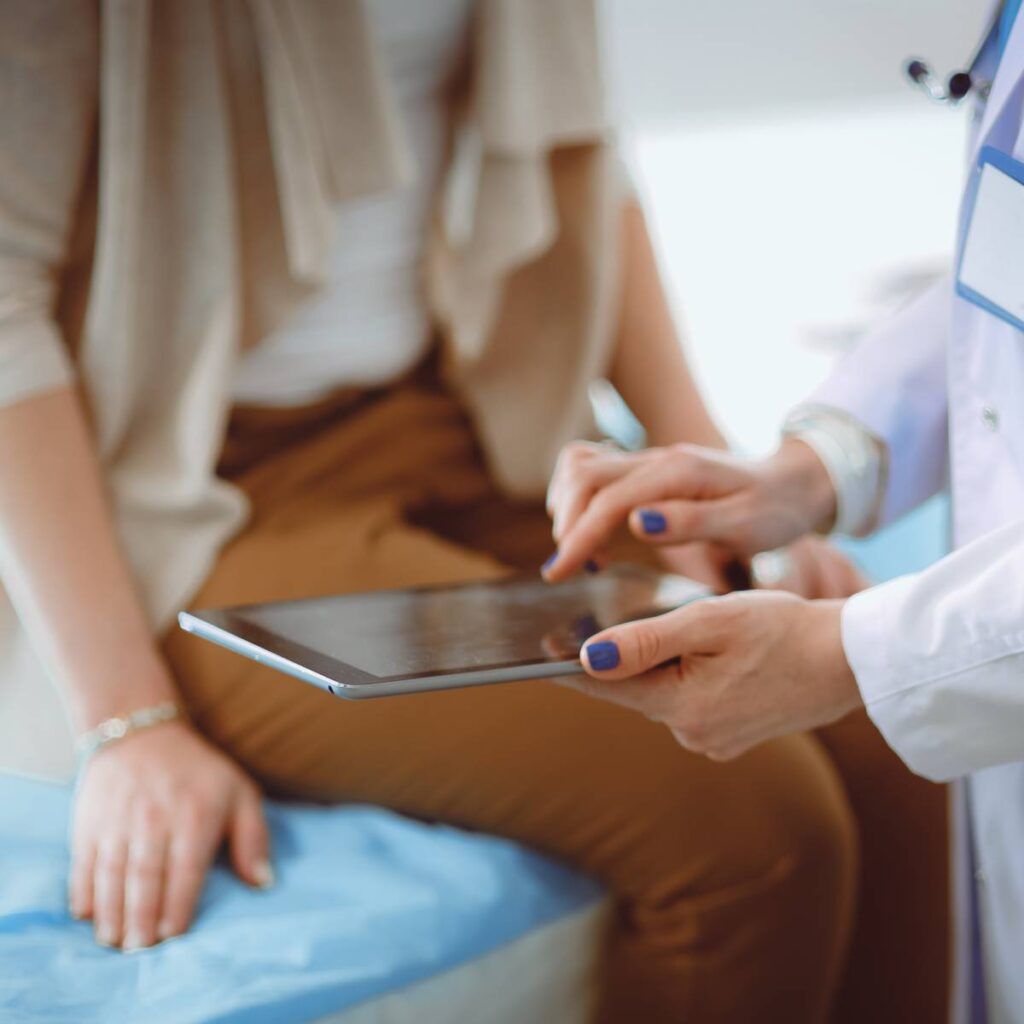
left=581, top=600, right=722, bottom=680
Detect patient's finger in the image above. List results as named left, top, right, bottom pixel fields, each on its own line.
left=227, top=785, right=272, bottom=890
left=122, top=828, right=167, bottom=950
left=93, top=835, right=129, bottom=947
left=158, top=808, right=218, bottom=941
left=69, top=834, right=97, bottom=921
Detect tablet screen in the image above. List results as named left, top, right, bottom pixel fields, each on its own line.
left=204, top=566, right=707, bottom=683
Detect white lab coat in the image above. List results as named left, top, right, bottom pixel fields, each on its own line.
left=808, top=12, right=1024, bottom=1022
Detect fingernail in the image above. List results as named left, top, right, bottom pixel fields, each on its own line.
left=584, top=641, right=620, bottom=671
left=584, top=559, right=601, bottom=574
left=253, top=859, right=275, bottom=889
left=157, top=920, right=176, bottom=941
left=638, top=509, right=667, bottom=535
left=121, top=931, right=146, bottom=952
left=96, top=926, right=117, bottom=948
left=541, top=553, right=558, bottom=573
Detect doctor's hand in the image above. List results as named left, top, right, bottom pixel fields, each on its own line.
left=543, top=439, right=838, bottom=583
left=69, top=720, right=272, bottom=950
left=567, top=590, right=862, bottom=761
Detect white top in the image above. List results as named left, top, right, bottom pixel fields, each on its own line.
left=781, top=407, right=885, bottom=537
left=232, top=0, right=474, bottom=405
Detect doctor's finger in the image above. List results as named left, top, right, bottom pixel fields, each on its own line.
left=558, top=662, right=685, bottom=718
left=581, top=599, right=726, bottom=681
left=547, top=455, right=748, bottom=580
left=813, top=547, right=869, bottom=598
left=546, top=442, right=626, bottom=512
left=544, top=467, right=689, bottom=580
left=551, top=458, right=642, bottom=541
left=626, top=496, right=753, bottom=549
left=546, top=442, right=651, bottom=514
left=751, top=547, right=817, bottom=597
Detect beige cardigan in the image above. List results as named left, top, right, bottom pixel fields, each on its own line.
left=0, top=0, right=622, bottom=780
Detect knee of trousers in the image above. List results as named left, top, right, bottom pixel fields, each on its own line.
left=606, top=781, right=859, bottom=1024
left=616, top=754, right=859, bottom=963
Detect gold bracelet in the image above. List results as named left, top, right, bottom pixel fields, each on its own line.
left=75, top=701, right=183, bottom=760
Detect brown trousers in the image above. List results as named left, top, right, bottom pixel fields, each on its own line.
left=162, top=375, right=947, bottom=1023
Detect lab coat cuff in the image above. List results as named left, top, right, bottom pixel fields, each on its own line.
left=840, top=574, right=1024, bottom=781
left=839, top=578, right=949, bottom=779
left=840, top=580, right=906, bottom=706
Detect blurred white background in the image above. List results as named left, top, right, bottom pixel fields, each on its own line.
left=601, top=0, right=991, bottom=453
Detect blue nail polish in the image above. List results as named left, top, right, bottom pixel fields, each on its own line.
left=542, top=553, right=558, bottom=572
left=584, top=559, right=600, bottom=574
left=585, top=641, right=620, bottom=671
left=638, top=509, right=667, bottom=535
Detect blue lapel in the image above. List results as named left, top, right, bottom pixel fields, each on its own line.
left=973, top=6, right=1024, bottom=161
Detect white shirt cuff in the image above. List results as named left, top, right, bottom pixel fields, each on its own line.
left=782, top=406, right=886, bottom=537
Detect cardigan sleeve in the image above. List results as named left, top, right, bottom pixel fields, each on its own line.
left=0, top=1, right=98, bottom=409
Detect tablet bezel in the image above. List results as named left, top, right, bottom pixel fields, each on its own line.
left=178, top=566, right=706, bottom=699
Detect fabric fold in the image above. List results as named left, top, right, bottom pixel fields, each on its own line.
left=434, top=0, right=613, bottom=364
left=248, top=0, right=413, bottom=284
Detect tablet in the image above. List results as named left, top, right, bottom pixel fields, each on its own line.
left=178, top=565, right=709, bottom=699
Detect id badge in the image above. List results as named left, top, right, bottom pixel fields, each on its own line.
left=957, top=146, right=1024, bottom=332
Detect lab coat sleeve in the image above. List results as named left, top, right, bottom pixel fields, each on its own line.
left=842, top=517, right=1024, bottom=782
left=804, top=278, right=951, bottom=526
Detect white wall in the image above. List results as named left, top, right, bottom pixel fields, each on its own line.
left=602, top=0, right=991, bottom=125
left=599, top=0, right=990, bottom=452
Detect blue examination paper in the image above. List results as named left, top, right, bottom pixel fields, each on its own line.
left=0, top=775, right=602, bottom=1024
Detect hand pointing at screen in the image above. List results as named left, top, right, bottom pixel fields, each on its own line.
left=543, top=440, right=835, bottom=578
left=543, top=438, right=864, bottom=597
left=543, top=437, right=865, bottom=759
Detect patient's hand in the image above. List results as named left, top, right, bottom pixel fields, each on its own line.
left=69, top=721, right=271, bottom=950
left=543, top=439, right=838, bottom=582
